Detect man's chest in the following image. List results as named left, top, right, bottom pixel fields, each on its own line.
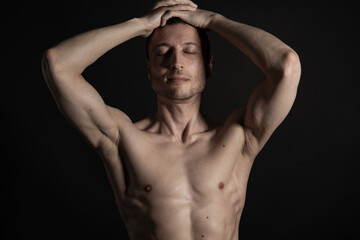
left=120, top=133, right=251, bottom=199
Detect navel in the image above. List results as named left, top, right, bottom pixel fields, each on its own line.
left=218, top=182, right=224, bottom=189
left=144, top=184, right=152, bottom=193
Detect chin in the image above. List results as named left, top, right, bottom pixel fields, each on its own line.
left=161, top=91, right=203, bottom=102
left=153, top=82, right=205, bottom=102
left=169, top=95, right=195, bottom=101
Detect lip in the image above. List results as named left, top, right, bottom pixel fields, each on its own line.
left=167, top=76, right=189, bottom=82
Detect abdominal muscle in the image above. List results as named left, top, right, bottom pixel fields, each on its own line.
left=117, top=150, right=246, bottom=240
left=122, top=184, right=244, bottom=240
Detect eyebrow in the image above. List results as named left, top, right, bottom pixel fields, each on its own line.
left=153, top=42, right=198, bottom=49
left=183, top=42, right=198, bottom=46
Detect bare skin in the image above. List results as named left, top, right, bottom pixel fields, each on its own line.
left=41, top=0, right=301, bottom=239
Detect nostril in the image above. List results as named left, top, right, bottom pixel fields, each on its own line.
left=171, top=64, right=183, bottom=70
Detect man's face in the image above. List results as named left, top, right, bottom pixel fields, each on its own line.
left=148, top=23, right=207, bottom=101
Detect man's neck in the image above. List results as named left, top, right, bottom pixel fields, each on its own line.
left=155, top=94, right=208, bottom=144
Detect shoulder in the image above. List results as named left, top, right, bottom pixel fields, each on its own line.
left=102, top=106, right=153, bottom=147
left=219, top=107, right=258, bottom=157
left=106, top=106, right=155, bottom=134
left=106, top=105, right=132, bottom=125
left=134, top=115, right=158, bottom=132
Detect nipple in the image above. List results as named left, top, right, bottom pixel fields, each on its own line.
left=218, top=182, right=224, bottom=189
left=144, top=184, right=152, bottom=193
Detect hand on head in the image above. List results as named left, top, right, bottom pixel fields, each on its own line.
left=140, top=0, right=216, bottom=37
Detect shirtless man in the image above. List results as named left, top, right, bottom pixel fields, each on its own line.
left=42, top=0, right=301, bottom=239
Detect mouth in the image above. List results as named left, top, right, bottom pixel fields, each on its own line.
left=166, top=75, right=189, bottom=83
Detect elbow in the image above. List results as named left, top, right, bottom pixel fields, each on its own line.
left=42, top=47, right=84, bottom=77
left=42, top=47, right=79, bottom=93
left=279, top=50, right=301, bottom=84
left=42, top=48, right=63, bottom=75
left=269, top=50, right=301, bottom=84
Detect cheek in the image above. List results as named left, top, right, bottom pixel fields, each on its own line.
left=149, top=62, right=164, bottom=79
left=189, top=58, right=206, bottom=79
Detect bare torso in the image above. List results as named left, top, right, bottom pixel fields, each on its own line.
left=101, top=113, right=255, bottom=240
left=41, top=1, right=300, bottom=238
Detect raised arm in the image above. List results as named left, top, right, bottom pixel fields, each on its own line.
left=159, top=8, right=301, bottom=153
left=208, top=15, right=301, bottom=152
left=41, top=18, right=145, bottom=150
left=41, top=1, right=198, bottom=150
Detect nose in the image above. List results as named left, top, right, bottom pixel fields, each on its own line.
left=169, top=49, right=183, bottom=70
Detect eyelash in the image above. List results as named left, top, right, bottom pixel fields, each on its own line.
left=184, top=51, right=196, bottom=54
left=156, top=50, right=196, bottom=56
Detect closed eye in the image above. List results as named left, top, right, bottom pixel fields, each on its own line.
left=156, top=52, right=167, bottom=56
left=154, top=46, right=171, bottom=56
left=184, top=51, right=197, bottom=54
left=156, top=50, right=169, bottom=56
left=184, top=48, right=197, bottom=54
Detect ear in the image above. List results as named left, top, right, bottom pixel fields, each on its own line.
left=206, top=55, right=213, bottom=79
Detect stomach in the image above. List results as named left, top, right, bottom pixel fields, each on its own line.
left=121, top=191, right=243, bottom=240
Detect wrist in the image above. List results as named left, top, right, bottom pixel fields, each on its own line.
left=125, top=17, right=148, bottom=38
left=207, top=13, right=226, bottom=30
left=136, top=17, right=154, bottom=38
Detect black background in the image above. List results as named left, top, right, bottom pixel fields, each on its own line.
left=2, top=1, right=360, bottom=239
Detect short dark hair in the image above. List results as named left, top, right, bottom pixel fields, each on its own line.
left=146, top=18, right=212, bottom=78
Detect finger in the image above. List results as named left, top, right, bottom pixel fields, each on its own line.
left=175, top=0, right=198, bottom=8
left=152, top=0, right=176, bottom=10
left=158, top=4, right=197, bottom=13
left=153, top=0, right=198, bottom=9
left=152, top=0, right=197, bottom=10
left=160, top=10, right=187, bottom=26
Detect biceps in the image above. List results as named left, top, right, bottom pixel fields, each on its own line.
left=244, top=77, right=299, bottom=147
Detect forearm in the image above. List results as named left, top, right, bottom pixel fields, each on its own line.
left=46, top=18, right=146, bottom=75
left=208, top=14, right=297, bottom=80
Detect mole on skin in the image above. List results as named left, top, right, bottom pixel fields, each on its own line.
left=218, top=182, right=224, bottom=189
left=144, top=184, right=152, bottom=192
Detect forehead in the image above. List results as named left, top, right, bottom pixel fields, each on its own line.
left=149, top=23, right=201, bottom=48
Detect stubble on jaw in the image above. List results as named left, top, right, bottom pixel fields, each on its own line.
left=149, top=73, right=206, bottom=101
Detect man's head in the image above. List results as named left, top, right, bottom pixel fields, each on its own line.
left=146, top=18, right=212, bottom=101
